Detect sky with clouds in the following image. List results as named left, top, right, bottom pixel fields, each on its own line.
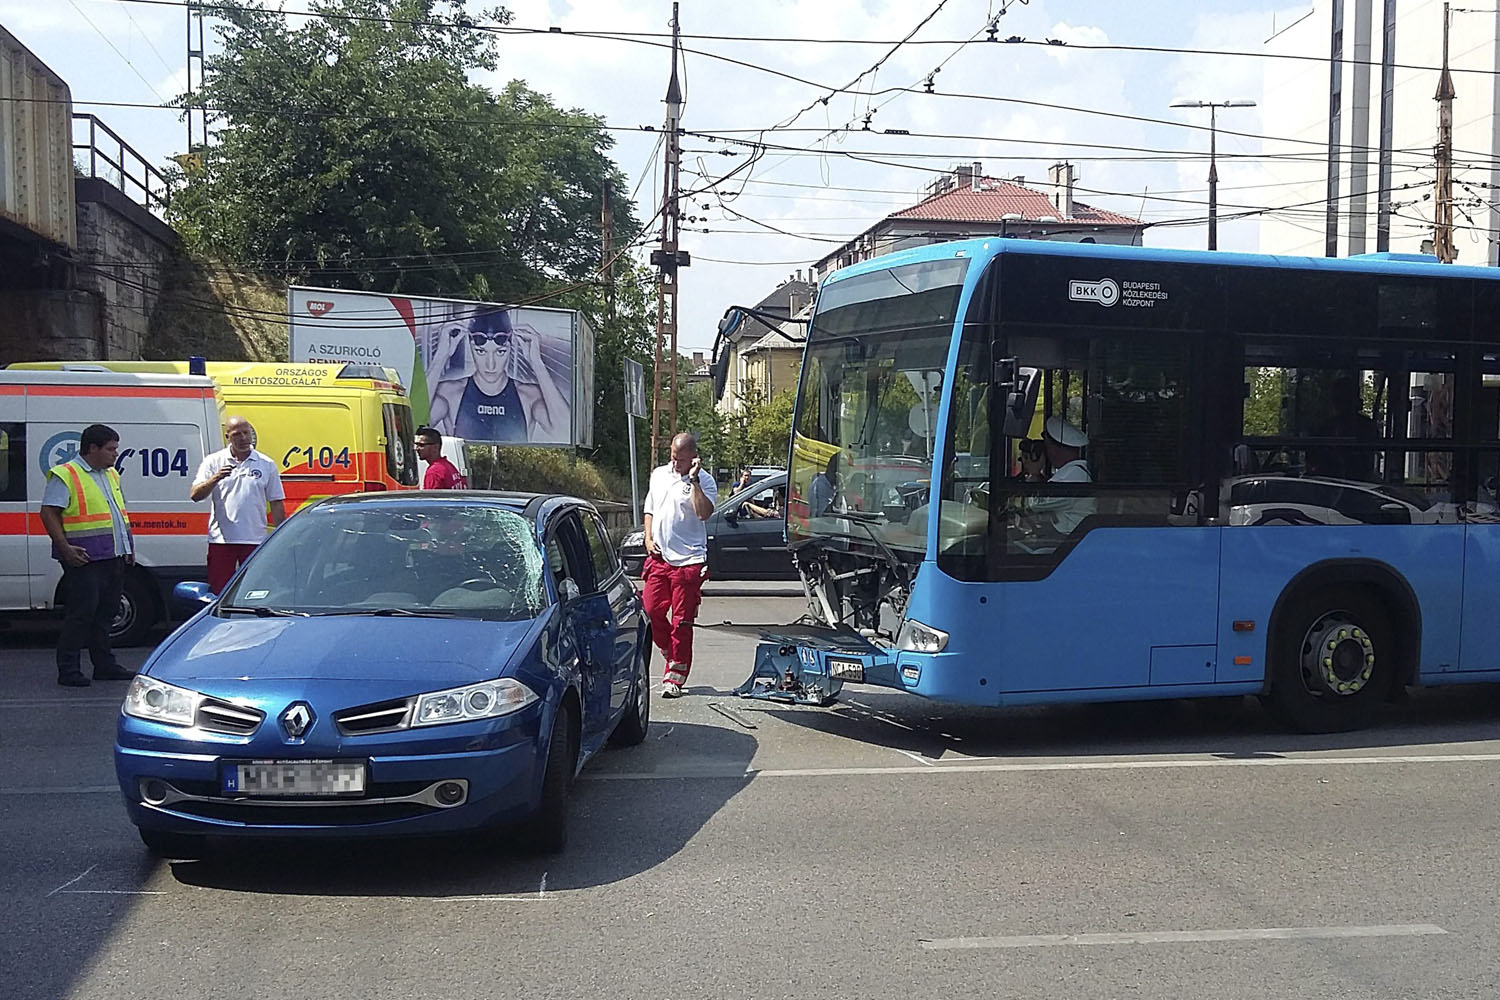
left=5, top=0, right=1359, bottom=351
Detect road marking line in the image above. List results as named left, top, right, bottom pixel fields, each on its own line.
left=12, top=752, right=1500, bottom=796
left=892, top=747, right=936, bottom=767
left=919, top=924, right=1449, bottom=950
left=47, top=865, right=97, bottom=897
left=585, top=751, right=1500, bottom=781
left=59, top=889, right=168, bottom=896
left=429, top=895, right=555, bottom=903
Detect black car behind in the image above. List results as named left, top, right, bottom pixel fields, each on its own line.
left=618, top=472, right=795, bottom=580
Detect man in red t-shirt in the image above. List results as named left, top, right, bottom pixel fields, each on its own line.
left=416, top=426, right=467, bottom=490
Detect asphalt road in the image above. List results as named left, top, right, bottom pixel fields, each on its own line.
left=4, top=582, right=1500, bottom=1000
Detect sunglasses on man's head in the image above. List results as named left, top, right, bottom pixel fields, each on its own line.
left=469, top=333, right=511, bottom=347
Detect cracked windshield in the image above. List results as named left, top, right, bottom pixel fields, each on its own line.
left=4, top=1, right=1498, bottom=999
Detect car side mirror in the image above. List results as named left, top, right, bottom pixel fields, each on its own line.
left=173, top=581, right=215, bottom=617
left=724, top=506, right=738, bottom=525
left=558, top=578, right=580, bottom=603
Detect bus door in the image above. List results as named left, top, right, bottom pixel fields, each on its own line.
left=960, top=322, right=1221, bottom=694
left=1459, top=362, right=1500, bottom=672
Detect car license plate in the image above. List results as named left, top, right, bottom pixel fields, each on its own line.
left=221, top=759, right=367, bottom=797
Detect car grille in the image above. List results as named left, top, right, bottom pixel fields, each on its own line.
left=333, top=698, right=412, bottom=735
left=170, top=800, right=432, bottom=825
left=167, top=778, right=435, bottom=800
left=196, top=698, right=265, bottom=735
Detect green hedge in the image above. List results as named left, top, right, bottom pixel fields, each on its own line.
left=465, top=446, right=630, bottom=502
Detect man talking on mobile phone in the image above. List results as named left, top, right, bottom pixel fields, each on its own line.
left=641, top=432, right=717, bottom=698
left=190, top=416, right=286, bottom=594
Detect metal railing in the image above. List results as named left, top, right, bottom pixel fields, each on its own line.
left=71, top=114, right=172, bottom=214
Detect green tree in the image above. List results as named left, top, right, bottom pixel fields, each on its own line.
left=675, top=379, right=727, bottom=473
left=566, top=263, right=655, bottom=484
left=169, top=0, right=637, bottom=300
left=1243, top=367, right=1286, bottom=437
left=746, top=388, right=797, bottom=465
left=168, top=0, right=653, bottom=483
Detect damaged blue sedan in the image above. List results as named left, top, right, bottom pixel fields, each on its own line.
left=114, top=492, right=651, bottom=857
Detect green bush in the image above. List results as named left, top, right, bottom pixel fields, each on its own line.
left=466, top=446, right=630, bottom=502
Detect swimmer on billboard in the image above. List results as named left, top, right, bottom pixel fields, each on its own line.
left=423, top=305, right=572, bottom=444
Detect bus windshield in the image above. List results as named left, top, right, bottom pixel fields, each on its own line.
left=788, top=257, right=969, bottom=555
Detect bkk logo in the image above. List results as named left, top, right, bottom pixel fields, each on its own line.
left=1068, top=278, right=1120, bottom=307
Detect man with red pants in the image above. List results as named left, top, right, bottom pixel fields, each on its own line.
left=642, top=432, right=717, bottom=698
left=190, top=416, right=287, bottom=593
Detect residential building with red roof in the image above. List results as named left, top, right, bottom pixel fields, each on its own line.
left=814, top=162, right=1144, bottom=279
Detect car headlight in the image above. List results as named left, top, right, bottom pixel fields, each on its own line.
left=895, top=618, right=949, bottom=654
left=123, top=676, right=204, bottom=727
left=621, top=530, right=645, bottom=548
left=412, top=678, right=539, bottom=728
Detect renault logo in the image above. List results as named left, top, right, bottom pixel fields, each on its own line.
left=280, top=702, right=315, bottom=740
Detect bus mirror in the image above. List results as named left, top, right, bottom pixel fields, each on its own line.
left=1000, top=367, right=1040, bottom=439
left=717, top=309, right=743, bottom=339
left=712, top=350, right=731, bottom=403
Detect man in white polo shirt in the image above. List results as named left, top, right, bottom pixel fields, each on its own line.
left=641, top=432, right=717, bottom=697
left=190, top=416, right=287, bottom=593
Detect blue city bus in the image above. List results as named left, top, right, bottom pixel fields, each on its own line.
left=737, top=238, right=1500, bottom=732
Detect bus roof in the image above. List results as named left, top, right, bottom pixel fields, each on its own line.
left=0, top=369, right=216, bottom=390
left=820, top=237, right=1500, bottom=287
left=6, top=360, right=408, bottom=394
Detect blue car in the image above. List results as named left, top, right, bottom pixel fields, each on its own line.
left=114, top=492, right=651, bottom=856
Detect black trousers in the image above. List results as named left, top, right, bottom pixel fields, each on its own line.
left=57, top=557, right=125, bottom=677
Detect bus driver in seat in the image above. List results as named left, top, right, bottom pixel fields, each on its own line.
left=1018, top=416, right=1096, bottom=537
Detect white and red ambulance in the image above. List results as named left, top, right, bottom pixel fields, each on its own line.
left=0, top=370, right=224, bottom=645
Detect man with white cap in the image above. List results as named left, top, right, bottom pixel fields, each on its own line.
left=1019, top=416, right=1096, bottom=536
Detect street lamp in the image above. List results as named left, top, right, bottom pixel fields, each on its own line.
left=1171, top=99, right=1256, bottom=251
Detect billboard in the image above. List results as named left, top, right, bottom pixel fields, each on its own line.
left=288, top=287, right=593, bottom=447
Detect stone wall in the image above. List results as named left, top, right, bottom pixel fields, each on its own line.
left=71, top=178, right=179, bottom=359
left=0, top=289, right=101, bottom=362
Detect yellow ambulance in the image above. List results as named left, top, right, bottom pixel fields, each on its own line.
left=10, top=361, right=420, bottom=513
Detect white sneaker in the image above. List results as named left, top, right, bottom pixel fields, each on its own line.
left=661, top=681, right=683, bottom=698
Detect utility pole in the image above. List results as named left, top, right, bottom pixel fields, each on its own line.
left=185, top=3, right=207, bottom=153
left=650, top=3, right=686, bottom=465
left=1375, top=0, right=1397, bottom=252
left=601, top=185, right=615, bottom=323
left=1171, top=99, right=1256, bottom=251
left=1433, top=1, right=1457, bottom=263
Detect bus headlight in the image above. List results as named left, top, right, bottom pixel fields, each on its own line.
left=895, top=619, right=949, bottom=654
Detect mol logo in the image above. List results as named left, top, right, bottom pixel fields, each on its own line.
left=1068, top=277, right=1120, bottom=308
left=305, top=300, right=336, bottom=317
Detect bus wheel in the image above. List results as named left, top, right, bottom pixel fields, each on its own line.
left=110, top=573, right=160, bottom=648
left=1266, top=586, right=1394, bottom=733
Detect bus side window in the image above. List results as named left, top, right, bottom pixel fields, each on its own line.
left=1239, top=341, right=1458, bottom=505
